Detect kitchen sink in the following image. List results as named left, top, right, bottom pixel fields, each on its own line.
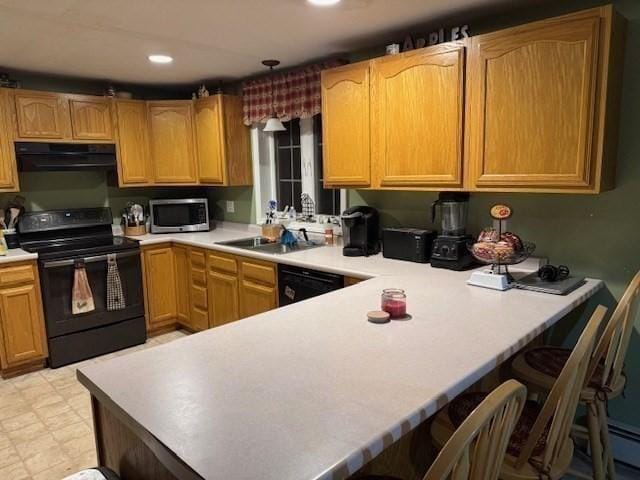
left=216, top=237, right=324, bottom=255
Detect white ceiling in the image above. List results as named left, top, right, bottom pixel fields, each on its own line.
left=1, top=0, right=526, bottom=85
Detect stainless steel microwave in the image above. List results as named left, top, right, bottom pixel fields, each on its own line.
left=149, top=199, right=209, bottom=233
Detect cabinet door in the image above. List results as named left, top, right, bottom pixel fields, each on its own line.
left=321, top=62, right=371, bottom=187
left=239, top=280, right=277, bottom=318
left=114, top=100, right=152, bottom=185
left=148, top=101, right=198, bottom=183
left=371, top=44, right=465, bottom=189
left=0, top=90, right=18, bottom=191
left=0, top=283, right=46, bottom=368
left=208, top=270, right=239, bottom=327
left=466, top=12, right=601, bottom=190
left=13, top=90, right=67, bottom=139
left=69, top=97, right=114, bottom=140
left=222, top=95, right=252, bottom=186
left=143, top=247, right=177, bottom=329
left=174, top=246, right=190, bottom=326
left=195, top=96, right=225, bottom=184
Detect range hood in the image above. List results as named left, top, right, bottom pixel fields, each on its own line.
left=16, top=142, right=117, bottom=172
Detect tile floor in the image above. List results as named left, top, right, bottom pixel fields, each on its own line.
left=0, top=330, right=188, bottom=480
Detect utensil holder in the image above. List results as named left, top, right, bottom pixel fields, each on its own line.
left=124, top=225, right=147, bottom=236
left=2, top=229, right=19, bottom=249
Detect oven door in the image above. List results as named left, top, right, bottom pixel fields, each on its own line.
left=39, top=250, right=145, bottom=338
left=149, top=199, right=209, bottom=233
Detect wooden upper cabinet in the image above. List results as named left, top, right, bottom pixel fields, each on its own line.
left=371, top=43, right=465, bottom=189
left=12, top=90, right=68, bottom=139
left=148, top=101, right=198, bottom=184
left=113, top=100, right=152, bottom=185
left=68, top=96, right=113, bottom=141
left=195, top=95, right=251, bottom=186
left=465, top=6, right=621, bottom=193
left=0, top=90, right=19, bottom=192
left=195, top=96, right=224, bottom=184
left=321, top=62, right=371, bottom=187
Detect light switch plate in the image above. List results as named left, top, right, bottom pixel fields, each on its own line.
left=226, top=201, right=235, bottom=213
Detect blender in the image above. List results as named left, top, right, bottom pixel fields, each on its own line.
left=430, top=192, right=474, bottom=270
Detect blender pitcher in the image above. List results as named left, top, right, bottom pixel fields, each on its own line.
left=431, top=192, right=470, bottom=236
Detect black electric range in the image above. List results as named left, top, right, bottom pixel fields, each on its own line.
left=20, top=208, right=146, bottom=368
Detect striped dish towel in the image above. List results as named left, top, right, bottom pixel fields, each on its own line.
left=106, top=253, right=125, bottom=311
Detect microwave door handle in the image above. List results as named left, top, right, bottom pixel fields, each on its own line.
left=42, top=250, right=139, bottom=268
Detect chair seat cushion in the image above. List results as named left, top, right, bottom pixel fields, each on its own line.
left=447, top=392, right=548, bottom=458
left=63, top=467, right=120, bottom=480
left=524, top=346, right=604, bottom=387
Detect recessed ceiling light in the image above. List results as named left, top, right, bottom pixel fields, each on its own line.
left=148, top=54, right=173, bottom=64
left=307, top=0, right=341, bottom=7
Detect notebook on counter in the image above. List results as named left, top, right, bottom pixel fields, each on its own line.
left=513, top=273, right=586, bottom=295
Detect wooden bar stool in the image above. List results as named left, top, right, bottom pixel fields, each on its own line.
left=431, top=305, right=606, bottom=480
left=511, top=271, right=640, bottom=480
left=361, top=379, right=527, bottom=480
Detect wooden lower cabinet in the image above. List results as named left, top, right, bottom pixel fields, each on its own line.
left=238, top=257, right=278, bottom=318
left=344, top=276, right=364, bottom=287
left=142, top=245, right=177, bottom=333
left=143, top=246, right=279, bottom=333
left=208, top=269, right=240, bottom=327
left=187, top=248, right=209, bottom=331
left=239, top=280, right=277, bottom=318
left=0, top=261, right=47, bottom=377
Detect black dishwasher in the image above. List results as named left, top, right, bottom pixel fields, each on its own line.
left=278, top=265, right=344, bottom=305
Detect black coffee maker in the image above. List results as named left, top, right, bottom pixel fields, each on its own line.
left=341, top=206, right=380, bottom=257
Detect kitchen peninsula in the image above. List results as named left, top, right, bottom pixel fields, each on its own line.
left=77, top=226, right=602, bottom=480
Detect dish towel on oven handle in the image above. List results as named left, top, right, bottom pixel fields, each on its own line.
left=106, top=253, right=126, bottom=311
left=72, top=259, right=95, bottom=314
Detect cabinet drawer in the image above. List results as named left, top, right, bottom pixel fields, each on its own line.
left=191, top=266, right=207, bottom=286
left=190, top=249, right=206, bottom=267
left=240, top=259, right=276, bottom=286
left=191, top=284, right=208, bottom=309
left=0, top=264, right=36, bottom=287
left=190, top=305, right=209, bottom=331
left=208, top=252, right=238, bottom=274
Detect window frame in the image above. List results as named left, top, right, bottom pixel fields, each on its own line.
left=251, top=116, right=345, bottom=222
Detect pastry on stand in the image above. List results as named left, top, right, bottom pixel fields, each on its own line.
left=467, top=205, right=535, bottom=291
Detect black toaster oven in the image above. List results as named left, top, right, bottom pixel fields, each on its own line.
left=382, top=228, right=436, bottom=263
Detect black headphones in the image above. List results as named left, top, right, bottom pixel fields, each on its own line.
left=538, top=264, right=570, bottom=282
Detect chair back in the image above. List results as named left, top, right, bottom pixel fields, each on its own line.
left=425, top=380, right=527, bottom=480
left=589, top=271, right=640, bottom=392
left=514, top=305, right=607, bottom=473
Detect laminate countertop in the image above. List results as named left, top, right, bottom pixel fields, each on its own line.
left=78, top=224, right=604, bottom=480
left=0, top=248, right=37, bottom=264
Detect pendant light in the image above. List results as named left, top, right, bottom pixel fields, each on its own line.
left=262, top=59, right=286, bottom=132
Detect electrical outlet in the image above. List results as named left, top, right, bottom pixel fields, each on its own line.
left=226, top=201, right=235, bottom=213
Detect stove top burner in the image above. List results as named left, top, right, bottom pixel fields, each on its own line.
left=18, top=208, right=140, bottom=261
left=23, top=235, right=140, bottom=261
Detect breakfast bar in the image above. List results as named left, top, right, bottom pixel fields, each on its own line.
left=77, top=270, right=602, bottom=480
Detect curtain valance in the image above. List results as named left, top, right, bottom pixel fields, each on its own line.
left=242, top=60, right=345, bottom=126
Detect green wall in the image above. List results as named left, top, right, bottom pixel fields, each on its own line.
left=207, top=186, right=255, bottom=224
left=0, top=171, right=207, bottom=222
